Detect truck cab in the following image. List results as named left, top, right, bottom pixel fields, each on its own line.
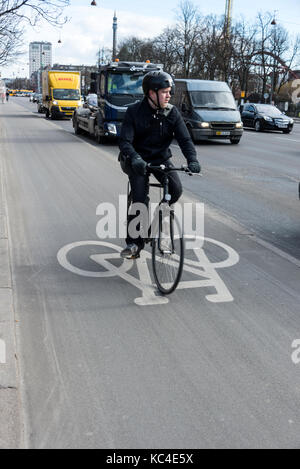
left=73, top=61, right=163, bottom=143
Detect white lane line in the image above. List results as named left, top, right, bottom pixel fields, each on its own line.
left=0, top=338, right=6, bottom=364
left=275, top=137, right=300, bottom=143
left=252, top=236, right=300, bottom=269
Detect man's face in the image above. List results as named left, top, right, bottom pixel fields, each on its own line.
left=149, top=87, right=172, bottom=108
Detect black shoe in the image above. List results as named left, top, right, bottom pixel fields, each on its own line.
left=120, top=243, right=142, bottom=259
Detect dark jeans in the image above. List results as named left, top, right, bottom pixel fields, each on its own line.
left=126, top=160, right=183, bottom=247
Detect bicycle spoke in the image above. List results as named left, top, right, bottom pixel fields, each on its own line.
left=152, top=214, right=184, bottom=294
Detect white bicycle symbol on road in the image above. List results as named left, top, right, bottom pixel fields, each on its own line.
left=57, top=237, right=240, bottom=306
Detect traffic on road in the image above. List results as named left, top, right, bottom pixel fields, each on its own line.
left=0, top=84, right=300, bottom=449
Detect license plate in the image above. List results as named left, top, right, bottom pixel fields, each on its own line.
left=216, top=131, right=230, bottom=136
left=277, top=123, right=287, bottom=128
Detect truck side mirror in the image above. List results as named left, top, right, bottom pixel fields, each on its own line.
left=91, top=72, right=98, bottom=81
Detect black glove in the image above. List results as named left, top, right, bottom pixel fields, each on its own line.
left=188, top=161, right=201, bottom=173
left=131, top=155, right=147, bottom=176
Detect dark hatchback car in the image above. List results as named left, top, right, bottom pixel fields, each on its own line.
left=241, top=103, right=294, bottom=134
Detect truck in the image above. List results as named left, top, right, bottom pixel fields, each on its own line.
left=42, top=70, right=82, bottom=120
left=72, top=61, right=163, bottom=143
left=172, top=79, right=243, bottom=144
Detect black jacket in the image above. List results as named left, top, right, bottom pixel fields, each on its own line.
left=119, top=97, right=198, bottom=165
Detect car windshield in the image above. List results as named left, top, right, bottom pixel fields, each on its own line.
left=107, top=73, right=144, bottom=95
left=190, top=91, right=236, bottom=109
left=255, top=105, right=283, bottom=117
left=53, top=89, right=80, bottom=100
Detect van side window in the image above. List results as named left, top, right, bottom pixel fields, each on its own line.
left=182, top=92, right=190, bottom=109
left=173, top=90, right=182, bottom=109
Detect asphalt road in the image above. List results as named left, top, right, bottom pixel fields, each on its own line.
left=1, top=97, right=300, bottom=449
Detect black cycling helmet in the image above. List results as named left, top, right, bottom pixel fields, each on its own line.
left=142, top=71, right=175, bottom=96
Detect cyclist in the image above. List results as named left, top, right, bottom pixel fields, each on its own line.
left=119, top=70, right=201, bottom=259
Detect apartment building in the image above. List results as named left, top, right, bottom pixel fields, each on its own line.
left=29, top=42, right=52, bottom=78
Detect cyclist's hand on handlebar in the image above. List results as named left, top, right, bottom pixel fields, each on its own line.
left=131, top=155, right=147, bottom=176
left=188, top=161, right=201, bottom=174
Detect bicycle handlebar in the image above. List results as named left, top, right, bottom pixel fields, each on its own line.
left=146, top=164, right=201, bottom=176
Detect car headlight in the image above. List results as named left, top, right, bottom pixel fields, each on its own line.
left=235, top=122, right=243, bottom=128
left=107, top=123, right=117, bottom=135
left=263, top=115, right=272, bottom=121
left=290, top=119, right=294, bottom=124
left=53, top=100, right=58, bottom=105
left=198, top=122, right=210, bottom=128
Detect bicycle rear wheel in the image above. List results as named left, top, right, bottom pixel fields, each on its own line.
left=152, top=210, right=184, bottom=294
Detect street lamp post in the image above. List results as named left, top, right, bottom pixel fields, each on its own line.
left=270, top=13, right=278, bottom=105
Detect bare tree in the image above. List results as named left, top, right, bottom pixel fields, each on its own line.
left=118, top=36, right=155, bottom=63
left=0, top=0, right=70, bottom=67
left=174, top=0, right=202, bottom=77
left=152, top=27, right=182, bottom=75
left=113, top=0, right=299, bottom=108
left=0, top=0, right=70, bottom=26
left=230, top=19, right=258, bottom=96
left=0, top=11, right=23, bottom=65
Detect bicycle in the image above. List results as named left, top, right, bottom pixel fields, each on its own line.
left=126, top=164, right=196, bottom=295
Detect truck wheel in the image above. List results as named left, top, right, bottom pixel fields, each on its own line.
left=74, top=118, right=82, bottom=135
left=95, top=127, right=106, bottom=144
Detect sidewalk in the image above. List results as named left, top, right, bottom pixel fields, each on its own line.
left=0, top=123, right=22, bottom=448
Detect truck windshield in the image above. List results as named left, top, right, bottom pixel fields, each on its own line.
left=53, top=89, right=80, bottom=100
left=107, top=73, right=144, bottom=95
left=190, top=91, right=236, bottom=110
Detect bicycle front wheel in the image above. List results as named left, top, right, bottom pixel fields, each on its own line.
left=152, top=211, right=184, bottom=295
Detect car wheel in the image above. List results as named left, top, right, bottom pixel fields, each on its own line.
left=230, top=137, right=241, bottom=144
left=283, top=129, right=291, bottom=134
left=255, top=120, right=261, bottom=132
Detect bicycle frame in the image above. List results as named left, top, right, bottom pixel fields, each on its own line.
left=126, top=164, right=192, bottom=249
